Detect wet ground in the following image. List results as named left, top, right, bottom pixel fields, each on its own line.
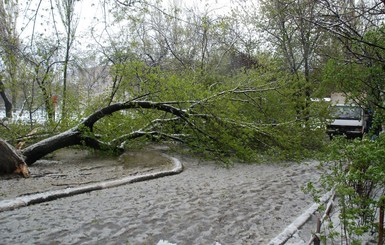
left=0, top=146, right=322, bottom=244
left=0, top=145, right=174, bottom=199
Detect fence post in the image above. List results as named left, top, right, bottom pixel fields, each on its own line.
left=313, top=216, right=321, bottom=245
left=379, top=196, right=384, bottom=245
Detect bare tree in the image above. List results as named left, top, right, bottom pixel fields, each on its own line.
left=24, top=38, right=61, bottom=125
left=258, top=0, right=323, bottom=80
left=56, top=0, right=79, bottom=122
left=314, top=0, right=385, bottom=61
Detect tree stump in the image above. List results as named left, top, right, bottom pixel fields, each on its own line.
left=0, top=139, right=30, bottom=177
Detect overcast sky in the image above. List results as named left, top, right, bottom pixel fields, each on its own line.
left=18, top=0, right=234, bottom=42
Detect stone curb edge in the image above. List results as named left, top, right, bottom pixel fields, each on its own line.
left=267, top=190, right=334, bottom=245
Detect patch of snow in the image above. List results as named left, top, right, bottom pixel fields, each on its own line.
left=156, top=241, right=222, bottom=245
left=156, top=240, right=177, bottom=245
left=0, top=109, right=49, bottom=124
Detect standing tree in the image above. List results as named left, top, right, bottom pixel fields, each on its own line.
left=56, top=0, right=79, bottom=123
left=246, top=0, right=327, bottom=118
left=24, top=37, right=60, bottom=125
left=0, top=79, right=12, bottom=118
left=0, top=0, right=20, bottom=118
left=316, top=0, right=385, bottom=127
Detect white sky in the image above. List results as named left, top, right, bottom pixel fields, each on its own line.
left=17, top=0, right=234, bottom=46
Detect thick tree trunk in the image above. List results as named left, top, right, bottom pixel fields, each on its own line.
left=22, top=129, right=83, bottom=165
left=0, top=139, right=30, bottom=177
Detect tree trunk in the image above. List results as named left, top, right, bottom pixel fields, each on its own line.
left=0, top=139, right=30, bottom=177
left=22, top=129, right=83, bottom=165
left=0, top=80, right=12, bottom=118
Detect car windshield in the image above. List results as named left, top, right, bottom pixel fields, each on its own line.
left=331, top=106, right=362, bottom=120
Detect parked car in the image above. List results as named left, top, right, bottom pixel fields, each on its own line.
left=327, top=104, right=367, bottom=139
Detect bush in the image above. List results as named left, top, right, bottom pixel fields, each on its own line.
left=315, top=135, right=385, bottom=243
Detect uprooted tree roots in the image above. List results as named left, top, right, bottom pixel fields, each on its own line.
left=0, top=139, right=30, bottom=177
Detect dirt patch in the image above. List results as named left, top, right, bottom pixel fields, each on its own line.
left=0, top=145, right=174, bottom=199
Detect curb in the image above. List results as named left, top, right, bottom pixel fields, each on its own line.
left=267, top=190, right=334, bottom=245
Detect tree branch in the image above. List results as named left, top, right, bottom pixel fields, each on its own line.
left=82, top=100, right=190, bottom=130
left=21, top=100, right=192, bottom=165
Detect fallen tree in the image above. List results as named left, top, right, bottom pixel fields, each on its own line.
left=0, top=100, right=193, bottom=176
left=0, top=83, right=325, bottom=177
left=0, top=139, right=30, bottom=177
left=0, top=87, right=235, bottom=173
